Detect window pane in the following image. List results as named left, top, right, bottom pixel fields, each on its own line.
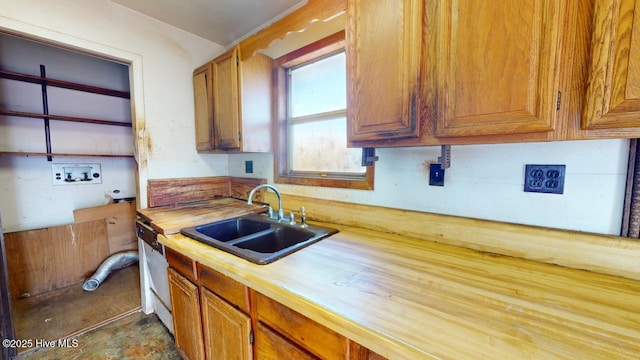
left=290, top=52, right=346, bottom=118
left=290, top=117, right=365, bottom=174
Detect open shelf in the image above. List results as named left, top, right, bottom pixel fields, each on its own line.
left=0, top=109, right=132, bottom=127
left=0, top=152, right=134, bottom=159
left=0, top=65, right=133, bottom=161
left=0, top=69, right=130, bottom=99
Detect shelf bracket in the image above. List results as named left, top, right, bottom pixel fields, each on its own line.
left=39, top=65, right=53, bottom=161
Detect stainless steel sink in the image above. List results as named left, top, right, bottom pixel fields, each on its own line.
left=193, top=217, right=271, bottom=242
left=180, top=214, right=337, bottom=264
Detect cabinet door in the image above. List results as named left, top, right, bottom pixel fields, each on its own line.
left=255, top=322, right=317, bottom=360
left=201, top=287, right=252, bottom=360
left=347, top=0, right=423, bottom=141
left=194, top=63, right=214, bottom=151
left=253, top=291, right=348, bottom=359
left=583, top=0, right=640, bottom=129
left=435, top=0, right=564, bottom=137
left=199, top=264, right=250, bottom=314
left=212, top=47, right=241, bottom=150
left=168, top=268, right=204, bottom=360
left=240, top=53, right=273, bottom=153
left=349, top=341, right=387, bottom=360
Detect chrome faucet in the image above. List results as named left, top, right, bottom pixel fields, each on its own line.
left=247, top=184, right=285, bottom=221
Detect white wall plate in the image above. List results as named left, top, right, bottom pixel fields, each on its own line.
left=52, top=163, right=102, bottom=185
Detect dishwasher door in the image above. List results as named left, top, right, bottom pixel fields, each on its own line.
left=137, top=221, right=173, bottom=333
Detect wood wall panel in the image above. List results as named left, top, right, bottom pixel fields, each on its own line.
left=5, top=219, right=109, bottom=300
left=73, top=200, right=137, bottom=253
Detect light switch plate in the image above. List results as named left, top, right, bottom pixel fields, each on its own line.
left=52, top=163, right=102, bottom=186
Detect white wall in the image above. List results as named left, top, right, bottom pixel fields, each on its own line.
left=228, top=139, right=630, bottom=235
left=0, top=0, right=229, bottom=229
left=0, top=156, right=136, bottom=232
left=0, top=33, right=137, bottom=232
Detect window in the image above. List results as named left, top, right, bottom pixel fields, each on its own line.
left=274, top=31, right=374, bottom=189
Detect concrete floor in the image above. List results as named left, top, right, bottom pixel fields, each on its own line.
left=17, top=311, right=181, bottom=360
left=13, top=266, right=142, bottom=354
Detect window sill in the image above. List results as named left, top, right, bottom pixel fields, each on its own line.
left=275, top=170, right=374, bottom=190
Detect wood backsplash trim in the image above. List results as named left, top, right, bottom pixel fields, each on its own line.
left=230, top=177, right=267, bottom=201
left=265, top=192, right=640, bottom=281
left=148, top=177, right=230, bottom=207
left=147, top=177, right=267, bottom=207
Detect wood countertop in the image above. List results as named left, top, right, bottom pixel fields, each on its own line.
left=159, top=222, right=640, bottom=359
left=137, top=197, right=266, bottom=235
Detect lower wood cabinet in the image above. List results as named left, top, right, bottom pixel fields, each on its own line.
left=255, top=322, right=317, bottom=359
left=201, top=287, right=253, bottom=360
left=167, top=267, right=205, bottom=360
left=252, top=290, right=348, bottom=359
left=166, top=247, right=385, bottom=359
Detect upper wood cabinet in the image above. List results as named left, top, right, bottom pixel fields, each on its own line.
left=212, top=47, right=241, bottom=150
left=347, top=0, right=569, bottom=147
left=193, top=63, right=214, bottom=151
left=345, top=0, right=640, bottom=147
left=582, top=0, right=640, bottom=130
left=239, top=51, right=273, bottom=153
left=193, top=47, right=272, bottom=153
left=346, top=0, right=423, bottom=142
left=434, top=0, right=564, bottom=137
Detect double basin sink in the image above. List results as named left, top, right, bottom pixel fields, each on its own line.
left=180, top=214, right=338, bottom=264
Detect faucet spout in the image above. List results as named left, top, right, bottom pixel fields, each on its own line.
left=247, top=184, right=284, bottom=220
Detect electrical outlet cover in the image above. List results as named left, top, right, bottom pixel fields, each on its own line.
left=524, top=164, right=565, bottom=194
left=429, top=163, right=445, bottom=186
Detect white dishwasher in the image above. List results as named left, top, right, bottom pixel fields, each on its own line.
left=136, top=220, right=173, bottom=333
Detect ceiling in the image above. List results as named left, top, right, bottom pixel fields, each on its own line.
left=111, top=0, right=305, bottom=46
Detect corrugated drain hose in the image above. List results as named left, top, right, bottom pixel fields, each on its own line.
left=82, top=251, right=138, bottom=291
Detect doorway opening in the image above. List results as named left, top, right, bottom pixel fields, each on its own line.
left=0, top=32, right=142, bottom=355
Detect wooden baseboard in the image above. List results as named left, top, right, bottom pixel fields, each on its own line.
left=264, top=192, right=640, bottom=281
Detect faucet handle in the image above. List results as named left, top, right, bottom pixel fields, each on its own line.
left=291, top=206, right=308, bottom=228
left=263, top=205, right=274, bottom=219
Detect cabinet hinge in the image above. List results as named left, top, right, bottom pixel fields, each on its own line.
left=556, top=91, right=562, bottom=110
left=236, top=55, right=239, bottom=66
left=249, top=331, right=254, bottom=344
left=238, top=132, right=242, bottom=141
